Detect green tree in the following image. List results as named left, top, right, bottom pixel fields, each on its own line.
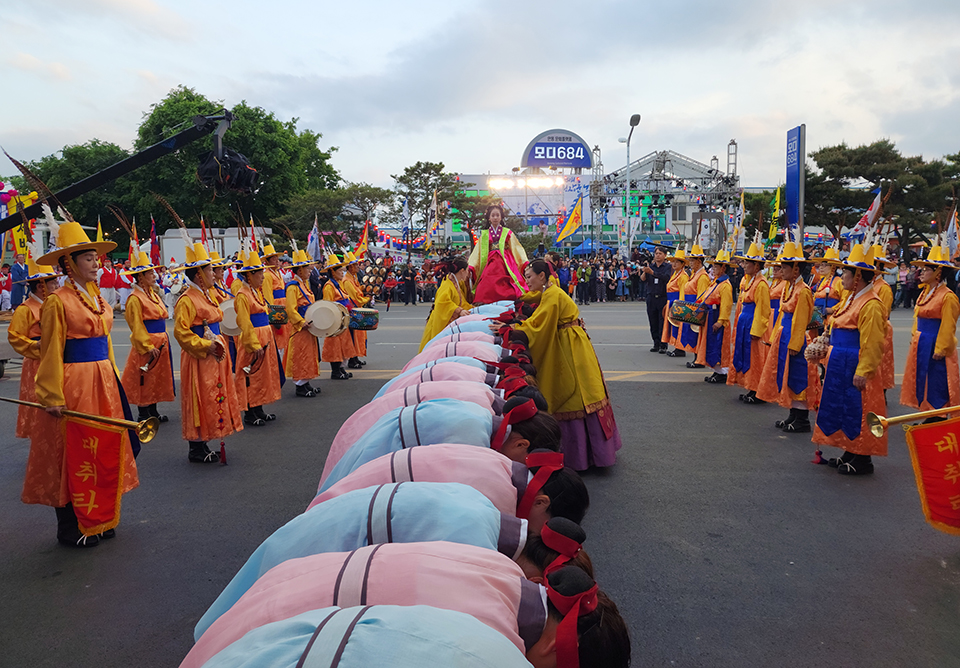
left=389, top=161, right=461, bottom=237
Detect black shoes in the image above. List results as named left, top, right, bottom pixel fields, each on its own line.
left=348, top=357, right=366, bottom=369
left=56, top=504, right=100, bottom=548
left=148, top=403, right=169, bottom=423
left=739, top=391, right=765, bottom=404
left=777, top=409, right=811, bottom=432
left=649, top=346, right=660, bottom=353
left=189, top=441, right=221, bottom=463
left=658, top=346, right=667, bottom=354
left=686, top=361, right=705, bottom=369
left=296, top=383, right=319, bottom=397
left=704, top=373, right=727, bottom=384
left=666, top=349, right=686, bottom=357
left=331, top=363, right=352, bottom=380
left=837, top=454, right=874, bottom=475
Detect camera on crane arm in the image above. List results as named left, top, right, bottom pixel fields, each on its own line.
left=195, top=111, right=259, bottom=195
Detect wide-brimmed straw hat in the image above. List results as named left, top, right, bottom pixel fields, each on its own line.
left=38, top=221, right=116, bottom=266
left=122, top=251, right=162, bottom=276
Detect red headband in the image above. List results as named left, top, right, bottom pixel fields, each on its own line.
left=499, top=377, right=529, bottom=396
left=516, top=451, right=564, bottom=518
left=540, top=523, right=583, bottom=576
left=491, top=398, right=539, bottom=452
left=546, top=579, right=599, bottom=668
left=498, top=324, right=513, bottom=338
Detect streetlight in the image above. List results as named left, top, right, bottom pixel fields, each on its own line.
left=618, top=114, right=641, bottom=257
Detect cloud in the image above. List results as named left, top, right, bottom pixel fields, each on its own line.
left=6, top=52, right=71, bottom=82
left=24, top=0, right=192, bottom=41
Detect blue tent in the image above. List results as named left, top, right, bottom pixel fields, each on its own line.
left=569, top=238, right=613, bottom=255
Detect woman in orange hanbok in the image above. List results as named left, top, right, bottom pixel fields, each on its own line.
left=675, top=238, right=711, bottom=360
left=173, top=242, right=243, bottom=464
left=233, top=250, right=284, bottom=426
left=757, top=237, right=821, bottom=432
left=344, top=250, right=370, bottom=369
left=120, top=251, right=175, bottom=423
left=812, top=242, right=887, bottom=475
left=259, top=243, right=291, bottom=354
left=868, top=242, right=896, bottom=391
left=765, top=262, right=785, bottom=343
left=7, top=250, right=59, bottom=438
left=728, top=237, right=771, bottom=402
left=284, top=249, right=321, bottom=397
left=29, top=213, right=139, bottom=548
left=900, top=241, right=960, bottom=415
left=208, top=251, right=235, bottom=304
left=661, top=247, right=689, bottom=356
left=695, top=249, right=734, bottom=383
left=321, top=253, right=357, bottom=380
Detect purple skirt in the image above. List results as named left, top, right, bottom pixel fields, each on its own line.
left=558, top=411, right=622, bottom=471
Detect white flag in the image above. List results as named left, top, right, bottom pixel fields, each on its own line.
left=947, top=206, right=959, bottom=260
left=851, top=188, right=882, bottom=236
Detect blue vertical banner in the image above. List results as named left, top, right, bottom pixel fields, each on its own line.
left=785, top=125, right=806, bottom=234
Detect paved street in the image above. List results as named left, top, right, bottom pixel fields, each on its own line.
left=1, top=301, right=959, bottom=667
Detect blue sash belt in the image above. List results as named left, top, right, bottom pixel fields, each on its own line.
left=816, top=328, right=863, bottom=439
left=63, top=336, right=109, bottom=363
left=272, top=289, right=285, bottom=300
left=915, top=317, right=949, bottom=409
left=770, top=299, right=781, bottom=329
left=144, top=319, right=166, bottom=334
left=776, top=312, right=808, bottom=395
left=251, top=312, right=269, bottom=328
left=733, top=301, right=755, bottom=373
left=190, top=322, right=221, bottom=337
left=704, top=303, right=722, bottom=368
left=297, top=304, right=308, bottom=317
left=666, top=291, right=680, bottom=338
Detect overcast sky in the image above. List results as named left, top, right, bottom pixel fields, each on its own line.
left=3, top=0, right=959, bottom=190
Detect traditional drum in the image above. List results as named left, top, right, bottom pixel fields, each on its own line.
left=349, top=307, right=380, bottom=331
left=669, top=300, right=707, bottom=327
left=807, top=307, right=825, bottom=331
left=304, top=301, right=349, bottom=338
left=267, top=303, right=288, bottom=326
left=219, top=298, right=241, bottom=336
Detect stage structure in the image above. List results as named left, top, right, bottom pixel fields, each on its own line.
left=602, top=141, right=741, bottom=252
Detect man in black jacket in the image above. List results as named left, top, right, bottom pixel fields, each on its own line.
left=639, top=247, right=672, bottom=352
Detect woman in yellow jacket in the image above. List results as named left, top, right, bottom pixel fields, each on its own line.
left=120, top=251, right=175, bottom=423
left=7, top=250, right=58, bottom=438
left=321, top=253, right=357, bottom=380
left=728, top=238, right=771, bottom=402
left=233, top=250, right=283, bottom=426
left=284, top=249, right=321, bottom=397
left=419, top=257, right=473, bottom=352
left=343, top=250, right=370, bottom=369
left=661, top=248, right=688, bottom=357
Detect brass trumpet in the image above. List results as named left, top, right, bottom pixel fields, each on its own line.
left=866, top=405, right=960, bottom=437
left=0, top=397, right=160, bottom=443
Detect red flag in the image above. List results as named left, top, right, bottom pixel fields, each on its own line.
left=905, top=417, right=960, bottom=535
left=150, top=215, right=161, bottom=266
left=64, top=417, right=127, bottom=537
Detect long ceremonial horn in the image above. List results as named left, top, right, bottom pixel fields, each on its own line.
left=866, top=406, right=960, bottom=437
left=0, top=397, right=160, bottom=443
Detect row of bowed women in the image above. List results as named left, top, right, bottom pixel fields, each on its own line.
left=11, top=205, right=377, bottom=549
left=657, top=228, right=959, bottom=476
left=179, top=296, right=631, bottom=667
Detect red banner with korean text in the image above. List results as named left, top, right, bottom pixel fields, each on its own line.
left=905, top=417, right=960, bottom=536
left=64, top=417, right=127, bottom=537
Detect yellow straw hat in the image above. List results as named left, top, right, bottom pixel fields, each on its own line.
left=122, top=251, right=161, bottom=276
left=38, top=220, right=116, bottom=265
left=21, top=252, right=58, bottom=283
left=911, top=233, right=955, bottom=269
left=236, top=249, right=266, bottom=273
left=259, top=243, right=279, bottom=260
left=666, top=246, right=687, bottom=263
left=323, top=253, right=346, bottom=272
left=710, top=248, right=735, bottom=266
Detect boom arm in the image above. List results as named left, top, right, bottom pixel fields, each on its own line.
left=2, top=111, right=233, bottom=234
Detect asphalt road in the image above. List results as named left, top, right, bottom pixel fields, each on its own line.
left=1, top=300, right=958, bottom=667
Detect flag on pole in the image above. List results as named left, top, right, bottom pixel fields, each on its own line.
left=427, top=190, right=438, bottom=235
left=128, top=217, right=139, bottom=264
left=850, top=187, right=882, bottom=236
left=904, top=417, right=960, bottom=536
left=307, top=214, right=322, bottom=261
left=64, top=417, right=128, bottom=536
left=149, top=215, right=161, bottom=266
left=11, top=220, right=29, bottom=257
left=555, top=195, right=584, bottom=244
left=768, top=187, right=780, bottom=242
left=946, top=205, right=959, bottom=260
left=248, top=216, right=258, bottom=252
left=355, top=220, right=370, bottom=258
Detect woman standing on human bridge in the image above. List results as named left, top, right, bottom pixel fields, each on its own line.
left=502, top=259, right=621, bottom=470
left=419, top=256, right=473, bottom=352
left=468, top=204, right=528, bottom=304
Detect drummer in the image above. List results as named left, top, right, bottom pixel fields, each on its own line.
left=662, top=246, right=689, bottom=357
left=233, top=250, right=283, bottom=426
left=728, top=234, right=771, bottom=403
left=695, top=247, right=734, bottom=383
left=678, top=236, right=711, bottom=364
left=283, top=249, right=321, bottom=398
left=321, top=253, right=357, bottom=380
left=259, top=243, right=290, bottom=356
left=343, top=250, right=369, bottom=370
left=119, top=251, right=175, bottom=424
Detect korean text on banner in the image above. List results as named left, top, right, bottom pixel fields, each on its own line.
left=785, top=125, right=805, bottom=232
left=64, top=417, right=127, bottom=537
left=905, top=416, right=960, bottom=536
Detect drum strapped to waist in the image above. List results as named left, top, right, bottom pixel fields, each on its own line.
left=304, top=301, right=349, bottom=338
left=349, top=307, right=380, bottom=331
left=807, top=307, right=825, bottom=331
left=219, top=298, right=241, bottom=336
left=267, top=303, right=288, bottom=326
left=668, top=300, right=708, bottom=330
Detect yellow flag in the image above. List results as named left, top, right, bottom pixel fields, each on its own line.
left=11, top=222, right=29, bottom=256
left=555, top=196, right=584, bottom=244
left=96, top=216, right=104, bottom=243
left=768, top=187, right=780, bottom=241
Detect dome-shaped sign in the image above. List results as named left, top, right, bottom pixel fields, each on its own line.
left=520, top=129, right=593, bottom=170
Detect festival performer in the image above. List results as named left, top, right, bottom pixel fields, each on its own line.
left=321, top=252, right=357, bottom=380
left=418, top=256, right=473, bottom=352
left=728, top=235, right=771, bottom=402
left=677, top=238, right=710, bottom=362
left=28, top=213, right=139, bottom=548
left=811, top=241, right=887, bottom=475
left=7, top=247, right=59, bottom=438
left=900, top=239, right=960, bottom=414
left=119, top=251, right=175, bottom=424
left=173, top=242, right=243, bottom=464
left=342, top=250, right=370, bottom=369
left=756, top=235, right=820, bottom=432
left=403, top=339, right=506, bottom=372
left=468, top=204, right=528, bottom=304
left=811, top=240, right=842, bottom=315
left=868, top=240, right=897, bottom=392
left=259, top=242, right=291, bottom=354
left=662, top=246, right=689, bottom=357
left=233, top=250, right=283, bottom=426
left=508, top=259, right=622, bottom=470
left=283, top=249, right=321, bottom=398
left=695, top=248, right=734, bottom=384
left=207, top=251, right=234, bottom=304
left=766, top=260, right=785, bottom=342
